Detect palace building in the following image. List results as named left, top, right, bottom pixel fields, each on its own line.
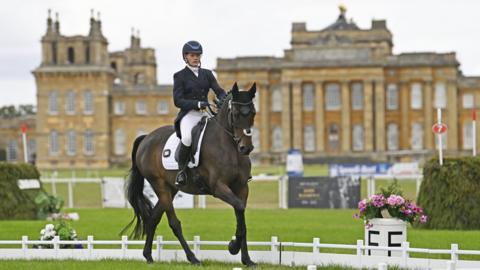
left=1, top=7, right=479, bottom=168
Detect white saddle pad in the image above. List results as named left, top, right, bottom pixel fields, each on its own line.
left=161, top=118, right=209, bottom=170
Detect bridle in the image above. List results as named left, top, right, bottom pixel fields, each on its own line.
left=206, top=99, right=253, bottom=145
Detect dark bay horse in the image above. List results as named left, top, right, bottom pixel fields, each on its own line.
left=123, top=82, right=257, bottom=267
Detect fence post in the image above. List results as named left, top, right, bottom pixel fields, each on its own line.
left=193, top=236, right=200, bottom=256
left=446, top=260, right=456, bottom=270
left=51, top=171, right=57, bottom=195
left=312, top=238, right=320, bottom=254
left=401, top=241, right=409, bottom=267
left=22, top=235, right=28, bottom=258
left=377, top=262, right=388, bottom=270
left=156, top=235, right=163, bottom=261
left=450, top=244, right=458, bottom=262
left=87, top=235, right=94, bottom=259
left=198, top=195, right=206, bottom=209
left=271, top=236, right=279, bottom=252
left=53, top=235, right=59, bottom=258
left=122, top=235, right=128, bottom=259
left=356, top=240, right=364, bottom=256
left=68, top=179, right=74, bottom=208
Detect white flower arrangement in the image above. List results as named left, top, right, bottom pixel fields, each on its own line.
left=40, top=223, right=57, bottom=241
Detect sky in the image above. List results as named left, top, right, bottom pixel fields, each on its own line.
left=0, top=0, right=479, bottom=107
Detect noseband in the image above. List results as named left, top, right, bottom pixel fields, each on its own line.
left=211, top=99, right=253, bottom=145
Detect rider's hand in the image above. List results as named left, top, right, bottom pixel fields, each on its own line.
left=198, top=101, right=208, bottom=110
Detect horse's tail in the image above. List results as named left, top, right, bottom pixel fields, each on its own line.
left=120, top=134, right=152, bottom=239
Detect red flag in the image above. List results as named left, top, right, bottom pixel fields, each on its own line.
left=473, top=109, right=477, bottom=121
left=21, top=123, right=27, bottom=133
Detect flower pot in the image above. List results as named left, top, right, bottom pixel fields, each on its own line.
left=364, top=218, right=407, bottom=257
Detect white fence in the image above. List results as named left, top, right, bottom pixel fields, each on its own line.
left=1, top=236, right=479, bottom=269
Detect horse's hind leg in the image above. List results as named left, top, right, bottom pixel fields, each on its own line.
left=143, top=202, right=165, bottom=263
left=163, top=192, right=201, bottom=265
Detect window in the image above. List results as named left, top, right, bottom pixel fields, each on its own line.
left=114, top=129, right=126, bottom=155
left=157, top=101, right=169, bottom=115
left=463, top=122, right=473, bottom=150
left=48, top=91, right=58, bottom=114
left=303, top=83, right=315, bottom=111
left=387, top=123, right=399, bottom=151
left=28, top=139, right=36, bottom=155
left=114, top=101, right=125, bottom=115
left=111, top=62, right=117, bottom=71
left=134, top=73, right=145, bottom=85
left=411, top=122, right=423, bottom=150
left=328, top=123, right=340, bottom=150
left=84, top=90, right=94, bottom=114
left=463, top=94, right=474, bottom=109
left=67, top=47, right=75, bottom=64
left=136, top=101, right=147, bottom=115
left=271, top=87, right=282, bottom=112
left=65, top=90, right=75, bottom=114
left=49, top=130, right=59, bottom=155
left=325, top=83, right=341, bottom=110
left=66, top=130, right=76, bottom=155
left=386, top=84, right=399, bottom=110
left=85, top=46, right=90, bottom=64
left=251, top=127, right=260, bottom=153
left=434, top=82, right=447, bottom=108
left=352, top=124, right=364, bottom=151
left=84, top=130, right=94, bottom=154
left=435, top=133, right=447, bottom=150
left=410, top=83, right=422, bottom=109
left=6, top=140, right=17, bottom=161
left=304, top=125, right=315, bottom=152
left=272, top=126, right=283, bottom=151
left=351, top=82, right=363, bottom=110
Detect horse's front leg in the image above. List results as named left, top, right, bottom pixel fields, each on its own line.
left=214, top=183, right=256, bottom=267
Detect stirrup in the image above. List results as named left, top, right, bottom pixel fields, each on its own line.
left=175, top=170, right=188, bottom=187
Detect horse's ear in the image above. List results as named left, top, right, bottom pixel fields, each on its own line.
left=232, top=82, right=239, bottom=97
left=249, top=82, right=257, bottom=99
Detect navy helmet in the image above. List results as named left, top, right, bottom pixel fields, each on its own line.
left=182, top=40, right=203, bottom=58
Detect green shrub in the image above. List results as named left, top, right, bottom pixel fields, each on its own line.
left=417, top=157, right=480, bottom=229
left=0, top=162, right=41, bottom=220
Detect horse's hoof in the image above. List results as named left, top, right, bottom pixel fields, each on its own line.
left=228, top=240, right=241, bottom=255
left=145, top=258, right=154, bottom=264
left=243, top=260, right=257, bottom=268
left=189, top=256, right=201, bottom=266
left=144, top=254, right=154, bottom=264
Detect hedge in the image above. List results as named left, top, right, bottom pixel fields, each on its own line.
left=0, top=162, right=41, bottom=220
left=417, top=157, right=480, bottom=229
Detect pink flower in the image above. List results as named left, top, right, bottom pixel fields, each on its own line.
left=387, top=195, right=405, bottom=206
left=353, top=213, right=360, bottom=219
left=420, top=215, right=428, bottom=224
left=369, top=194, right=385, bottom=208
left=358, top=199, right=367, bottom=212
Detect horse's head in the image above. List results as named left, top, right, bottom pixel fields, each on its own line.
left=230, top=82, right=256, bottom=155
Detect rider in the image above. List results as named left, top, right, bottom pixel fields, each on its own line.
left=173, top=40, right=227, bottom=187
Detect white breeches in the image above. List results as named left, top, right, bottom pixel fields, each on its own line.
left=180, top=110, right=207, bottom=146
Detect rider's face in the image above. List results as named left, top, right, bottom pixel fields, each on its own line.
left=185, top=53, right=201, bottom=67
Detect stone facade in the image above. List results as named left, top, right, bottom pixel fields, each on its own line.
left=2, top=7, right=480, bottom=167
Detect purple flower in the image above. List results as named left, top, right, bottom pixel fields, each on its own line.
left=420, top=215, right=428, bottom=224
left=358, top=199, right=367, bottom=212
left=387, top=195, right=405, bottom=206
left=353, top=213, right=360, bottom=219
left=369, top=194, right=385, bottom=208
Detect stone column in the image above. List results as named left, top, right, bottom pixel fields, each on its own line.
left=315, top=81, right=325, bottom=152
left=423, top=80, right=433, bottom=150
left=281, top=82, right=291, bottom=151
left=292, top=81, right=303, bottom=150
left=341, top=81, right=351, bottom=152
left=400, top=81, right=409, bottom=150
left=374, top=80, right=386, bottom=151
left=446, top=80, right=458, bottom=150
left=259, top=82, right=270, bottom=153
left=363, top=81, right=374, bottom=151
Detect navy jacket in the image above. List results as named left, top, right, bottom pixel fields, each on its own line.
left=173, top=67, right=226, bottom=138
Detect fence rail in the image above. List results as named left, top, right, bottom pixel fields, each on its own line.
left=1, top=236, right=479, bottom=269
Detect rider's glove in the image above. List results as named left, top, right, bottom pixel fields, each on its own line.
left=198, top=101, right=208, bottom=110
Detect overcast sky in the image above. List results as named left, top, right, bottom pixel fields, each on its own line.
left=0, top=0, right=479, bottom=107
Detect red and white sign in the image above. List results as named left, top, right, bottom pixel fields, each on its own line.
left=432, top=123, right=447, bottom=134
left=21, top=123, right=28, bottom=133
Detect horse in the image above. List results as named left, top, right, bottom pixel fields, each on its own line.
left=122, top=82, right=258, bottom=267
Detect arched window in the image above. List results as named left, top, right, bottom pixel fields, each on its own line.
left=85, top=46, right=90, bottom=64
left=325, top=83, right=341, bottom=110
left=352, top=124, right=364, bottom=151
left=271, top=87, right=282, bottom=112
left=157, top=101, right=169, bottom=115
left=434, top=82, right=446, bottom=108
left=84, top=90, right=94, bottom=114
left=303, top=125, right=315, bottom=152
left=410, top=83, right=422, bottom=109
left=6, top=140, right=17, bottom=161
left=328, top=123, right=340, bottom=150
left=110, top=61, right=117, bottom=71
left=303, top=83, right=314, bottom=111
left=272, top=126, right=283, bottom=152
left=134, top=73, right=145, bottom=85
left=48, top=91, right=58, bottom=114
left=84, top=130, right=95, bottom=154
left=386, top=84, right=399, bottom=110
left=411, top=122, right=423, bottom=150
left=65, top=90, right=75, bottom=114
left=114, top=129, right=126, bottom=155
left=387, top=123, right=399, bottom=151
left=351, top=82, right=363, bottom=110
left=67, top=47, right=75, bottom=64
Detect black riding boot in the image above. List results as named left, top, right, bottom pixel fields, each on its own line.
left=175, top=143, right=191, bottom=187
